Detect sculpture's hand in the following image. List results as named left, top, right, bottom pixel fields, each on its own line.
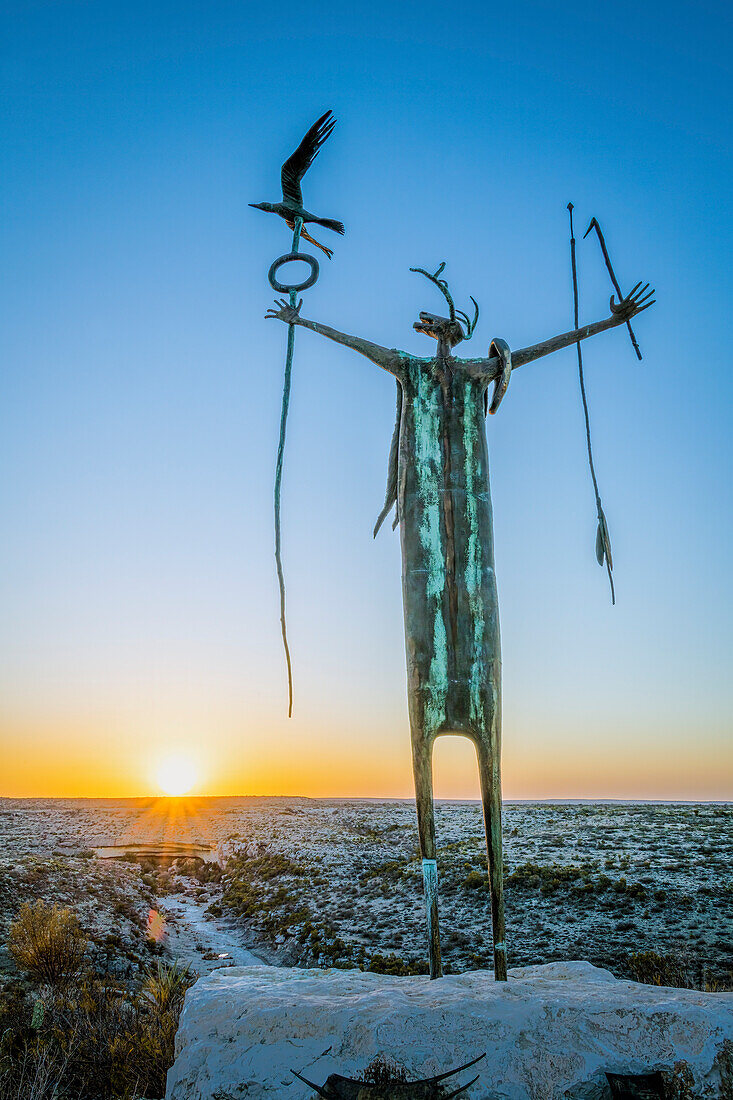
left=265, top=297, right=303, bottom=325
left=610, top=282, right=655, bottom=323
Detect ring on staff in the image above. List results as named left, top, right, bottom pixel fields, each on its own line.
left=268, top=252, right=319, bottom=293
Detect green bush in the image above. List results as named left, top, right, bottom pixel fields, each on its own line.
left=367, top=953, right=427, bottom=976
left=7, top=900, right=87, bottom=987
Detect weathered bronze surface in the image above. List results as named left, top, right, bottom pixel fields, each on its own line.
left=265, top=270, right=654, bottom=981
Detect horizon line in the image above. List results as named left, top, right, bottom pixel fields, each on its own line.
left=0, top=793, right=730, bottom=804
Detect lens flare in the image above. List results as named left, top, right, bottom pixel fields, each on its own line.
left=155, top=753, right=197, bottom=796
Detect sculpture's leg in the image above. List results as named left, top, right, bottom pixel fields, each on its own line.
left=412, top=735, right=442, bottom=979
left=475, top=738, right=507, bottom=980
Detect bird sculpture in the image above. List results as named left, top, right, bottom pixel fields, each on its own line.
left=250, top=110, right=344, bottom=258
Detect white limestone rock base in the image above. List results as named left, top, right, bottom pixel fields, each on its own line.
left=166, top=961, right=733, bottom=1100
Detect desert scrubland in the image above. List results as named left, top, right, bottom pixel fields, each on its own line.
left=1, top=797, right=730, bottom=984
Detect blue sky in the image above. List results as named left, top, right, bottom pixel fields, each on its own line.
left=1, top=0, right=731, bottom=797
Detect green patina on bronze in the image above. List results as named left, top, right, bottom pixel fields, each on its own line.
left=462, top=384, right=489, bottom=731
left=265, top=262, right=653, bottom=982
left=412, top=365, right=449, bottom=733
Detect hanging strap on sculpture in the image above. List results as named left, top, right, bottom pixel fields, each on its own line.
left=567, top=202, right=615, bottom=605
left=373, top=382, right=402, bottom=537
left=584, top=217, right=643, bottom=361
left=270, top=218, right=320, bottom=716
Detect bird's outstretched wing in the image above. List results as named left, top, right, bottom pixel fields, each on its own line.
left=280, top=110, right=336, bottom=205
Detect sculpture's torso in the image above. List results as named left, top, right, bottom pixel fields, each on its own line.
left=397, top=356, right=501, bottom=748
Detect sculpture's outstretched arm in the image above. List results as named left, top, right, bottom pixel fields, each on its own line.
left=464, top=283, right=655, bottom=382
left=265, top=298, right=403, bottom=377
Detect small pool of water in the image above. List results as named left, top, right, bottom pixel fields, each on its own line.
left=93, top=842, right=217, bottom=863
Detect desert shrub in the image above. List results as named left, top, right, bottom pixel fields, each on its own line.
left=715, top=1039, right=733, bottom=1100
left=221, top=851, right=309, bottom=942
left=7, top=900, right=87, bottom=987
left=363, top=1055, right=407, bottom=1085
left=620, top=946, right=695, bottom=990
left=0, top=960, right=194, bottom=1100
left=660, top=1060, right=697, bottom=1100
left=140, top=959, right=193, bottom=1013
left=367, top=953, right=427, bottom=976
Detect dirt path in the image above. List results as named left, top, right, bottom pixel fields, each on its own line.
left=156, top=895, right=263, bottom=974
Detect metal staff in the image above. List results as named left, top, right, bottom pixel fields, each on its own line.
left=568, top=202, right=615, bottom=604
left=268, top=223, right=321, bottom=716
left=257, top=110, right=339, bottom=716
left=272, top=219, right=304, bottom=717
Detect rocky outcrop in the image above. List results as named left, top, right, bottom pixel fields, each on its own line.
left=166, top=961, right=733, bottom=1100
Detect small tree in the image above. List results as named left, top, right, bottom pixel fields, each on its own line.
left=8, top=899, right=87, bottom=986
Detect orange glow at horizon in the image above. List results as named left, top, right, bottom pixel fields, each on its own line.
left=0, top=713, right=730, bottom=801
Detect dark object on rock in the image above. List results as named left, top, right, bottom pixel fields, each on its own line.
left=250, top=109, right=344, bottom=258
left=605, top=1071, right=666, bottom=1099
left=292, top=1053, right=485, bottom=1100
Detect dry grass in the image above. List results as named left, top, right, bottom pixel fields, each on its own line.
left=625, top=949, right=733, bottom=992
left=0, top=964, right=194, bottom=1100
left=2, top=902, right=195, bottom=1099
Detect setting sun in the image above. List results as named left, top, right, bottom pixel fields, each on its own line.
left=155, top=752, right=197, bottom=796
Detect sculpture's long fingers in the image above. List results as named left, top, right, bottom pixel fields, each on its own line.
left=635, top=288, right=655, bottom=305
left=634, top=300, right=655, bottom=313
left=626, top=281, right=643, bottom=297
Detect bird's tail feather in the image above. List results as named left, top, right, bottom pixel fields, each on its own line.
left=313, top=216, right=345, bottom=234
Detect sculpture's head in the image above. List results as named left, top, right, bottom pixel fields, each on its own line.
left=249, top=202, right=277, bottom=213
left=411, top=263, right=479, bottom=350
left=413, top=310, right=466, bottom=347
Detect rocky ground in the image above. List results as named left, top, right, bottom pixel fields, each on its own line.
left=0, top=797, right=730, bottom=984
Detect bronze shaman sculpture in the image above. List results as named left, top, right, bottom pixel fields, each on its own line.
left=256, top=111, right=654, bottom=981
left=265, top=267, right=653, bottom=981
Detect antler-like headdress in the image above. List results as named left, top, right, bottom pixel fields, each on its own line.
left=410, top=262, right=479, bottom=339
